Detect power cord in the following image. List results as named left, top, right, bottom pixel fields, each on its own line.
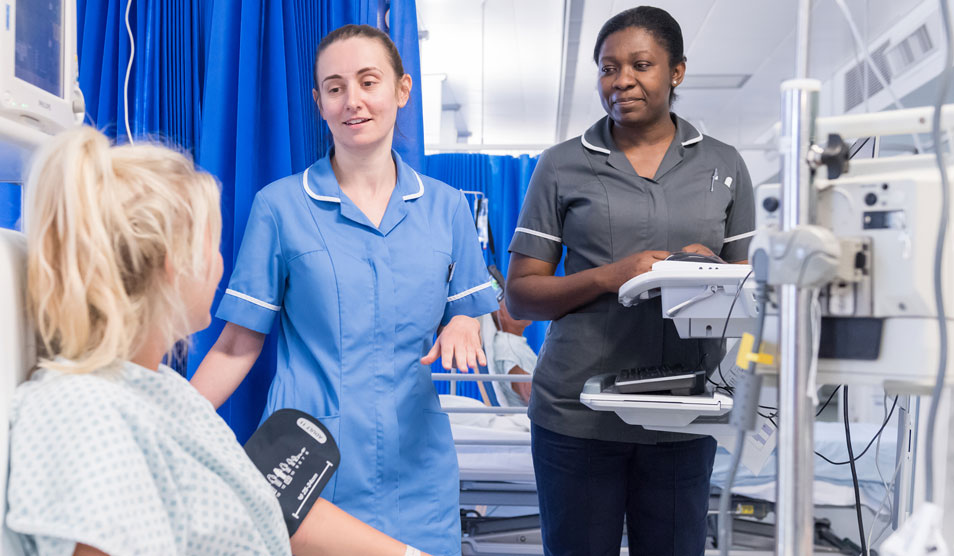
left=123, top=0, right=136, bottom=144
left=714, top=269, right=754, bottom=393
left=717, top=251, right=769, bottom=556
left=924, top=0, right=952, bottom=505
left=815, top=395, right=898, bottom=466
left=843, top=386, right=869, bottom=556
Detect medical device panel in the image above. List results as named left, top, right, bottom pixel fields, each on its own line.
left=0, top=0, right=83, bottom=147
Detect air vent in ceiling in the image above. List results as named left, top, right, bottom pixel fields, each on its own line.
left=844, top=42, right=892, bottom=111
left=886, top=24, right=936, bottom=77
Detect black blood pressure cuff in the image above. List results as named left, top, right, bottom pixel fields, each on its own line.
left=244, top=409, right=340, bottom=536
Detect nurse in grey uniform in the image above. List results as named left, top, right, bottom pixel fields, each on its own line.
left=505, top=6, right=755, bottom=555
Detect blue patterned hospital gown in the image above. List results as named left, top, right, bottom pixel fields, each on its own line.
left=5, top=361, right=292, bottom=556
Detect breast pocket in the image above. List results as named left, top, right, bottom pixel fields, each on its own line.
left=284, top=250, right=340, bottom=343
left=702, top=180, right=734, bottom=247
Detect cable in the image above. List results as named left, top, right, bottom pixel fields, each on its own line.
left=715, top=269, right=754, bottom=392
left=833, top=0, right=924, bottom=153
left=867, top=393, right=905, bottom=549
left=924, top=0, right=953, bottom=505
left=874, top=393, right=893, bottom=517
left=816, top=385, right=841, bottom=417
left=843, top=386, right=869, bottom=556
left=815, top=395, right=898, bottom=466
left=123, top=0, right=136, bottom=145
left=808, top=288, right=822, bottom=406
left=718, top=254, right=769, bottom=556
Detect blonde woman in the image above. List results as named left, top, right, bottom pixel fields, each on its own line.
left=6, top=126, right=431, bottom=556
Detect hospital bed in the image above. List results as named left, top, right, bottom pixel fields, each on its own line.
left=447, top=412, right=896, bottom=555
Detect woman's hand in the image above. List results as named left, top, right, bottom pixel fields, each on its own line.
left=600, top=250, right=670, bottom=292
left=680, top=243, right=716, bottom=257
left=420, top=315, right=487, bottom=372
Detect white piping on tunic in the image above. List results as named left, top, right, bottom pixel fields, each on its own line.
left=681, top=132, right=703, bottom=146
left=514, top=227, right=562, bottom=243
left=225, top=289, right=281, bottom=311
left=582, top=130, right=702, bottom=152
left=448, top=281, right=492, bottom=302
left=301, top=167, right=341, bottom=203
left=580, top=135, right=611, bottom=154
left=403, top=171, right=425, bottom=200
left=724, top=230, right=757, bottom=243
left=302, top=166, right=425, bottom=202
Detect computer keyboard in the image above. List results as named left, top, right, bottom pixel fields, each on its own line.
left=613, top=364, right=706, bottom=396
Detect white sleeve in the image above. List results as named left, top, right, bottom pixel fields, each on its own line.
left=493, top=332, right=522, bottom=374
left=6, top=380, right=177, bottom=556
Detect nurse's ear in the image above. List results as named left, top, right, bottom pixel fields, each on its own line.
left=395, top=74, right=412, bottom=109
left=669, top=58, right=686, bottom=89
left=313, top=88, right=323, bottom=116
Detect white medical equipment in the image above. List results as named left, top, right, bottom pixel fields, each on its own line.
left=0, top=229, right=32, bottom=556
left=578, top=260, right=750, bottom=436
left=0, top=0, right=84, bottom=182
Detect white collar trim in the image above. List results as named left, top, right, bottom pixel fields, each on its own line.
left=301, top=167, right=341, bottom=203
left=302, top=166, right=425, bottom=203
left=580, top=134, right=611, bottom=155
left=403, top=171, right=424, bottom=200
left=681, top=132, right=703, bottom=147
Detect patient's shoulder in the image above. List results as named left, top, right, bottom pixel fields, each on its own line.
left=11, top=363, right=134, bottom=427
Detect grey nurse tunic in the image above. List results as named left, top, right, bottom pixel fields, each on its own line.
left=509, top=114, right=755, bottom=443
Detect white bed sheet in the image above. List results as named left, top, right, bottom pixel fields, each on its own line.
left=712, top=421, right=898, bottom=510
left=451, top=419, right=898, bottom=509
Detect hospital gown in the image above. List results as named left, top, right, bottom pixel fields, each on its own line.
left=5, top=361, right=291, bottom=556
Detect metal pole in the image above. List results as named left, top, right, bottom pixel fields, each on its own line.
left=775, top=74, right=819, bottom=555
left=774, top=1, right=817, bottom=552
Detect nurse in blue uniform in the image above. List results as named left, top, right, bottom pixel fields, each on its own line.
left=192, top=24, right=497, bottom=556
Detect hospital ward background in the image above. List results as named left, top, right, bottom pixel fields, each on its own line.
left=4, top=0, right=954, bottom=554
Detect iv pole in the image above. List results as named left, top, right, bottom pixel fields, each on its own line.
left=775, top=0, right=819, bottom=553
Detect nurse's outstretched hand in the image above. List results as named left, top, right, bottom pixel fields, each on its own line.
left=420, top=315, right=487, bottom=372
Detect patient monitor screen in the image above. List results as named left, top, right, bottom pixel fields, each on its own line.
left=15, top=0, right=63, bottom=98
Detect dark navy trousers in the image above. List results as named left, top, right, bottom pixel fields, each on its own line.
left=530, top=423, right=717, bottom=556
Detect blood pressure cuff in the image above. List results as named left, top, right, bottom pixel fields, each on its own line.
left=244, top=409, right=340, bottom=537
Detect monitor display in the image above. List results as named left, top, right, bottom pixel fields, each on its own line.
left=14, top=0, right=62, bottom=98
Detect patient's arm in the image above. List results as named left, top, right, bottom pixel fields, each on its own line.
left=290, top=498, right=431, bottom=556
left=508, top=366, right=532, bottom=404
left=191, top=322, right=265, bottom=408
left=74, top=544, right=108, bottom=556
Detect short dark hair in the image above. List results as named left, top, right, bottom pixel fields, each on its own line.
left=313, top=24, right=406, bottom=92
left=593, top=6, right=686, bottom=104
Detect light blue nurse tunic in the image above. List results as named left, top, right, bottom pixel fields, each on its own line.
left=216, top=150, right=497, bottom=556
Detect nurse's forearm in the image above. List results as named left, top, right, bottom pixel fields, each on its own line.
left=505, top=254, right=611, bottom=321
left=190, top=322, right=265, bottom=409
left=506, top=250, right=668, bottom=321
left=290, top=498, right=430, bottom=556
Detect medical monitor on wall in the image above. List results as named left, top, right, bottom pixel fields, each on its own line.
left=0, top=0, right=83, bottom=146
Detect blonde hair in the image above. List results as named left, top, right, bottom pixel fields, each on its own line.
left=24, top=126, right=222, bottom=374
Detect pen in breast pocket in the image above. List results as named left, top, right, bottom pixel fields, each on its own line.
left=710, top=168, right=719, bottom=192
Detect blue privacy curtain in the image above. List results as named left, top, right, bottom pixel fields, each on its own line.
left=76, top=0, right=425, bottom=442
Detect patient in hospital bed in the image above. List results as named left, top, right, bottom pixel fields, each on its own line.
left=488, top=299, right=535, bottom=406
left=5, top=127, right=431, bottom=556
